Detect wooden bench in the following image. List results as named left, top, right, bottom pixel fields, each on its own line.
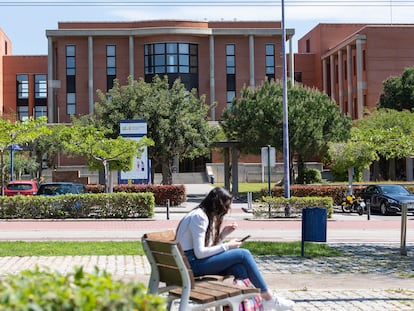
left=142, top=230, right=261, bottom=311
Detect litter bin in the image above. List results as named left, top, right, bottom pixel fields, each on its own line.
left=301, top=207, right=327, bottom=256
left=210, top=175, right=215, bottom=184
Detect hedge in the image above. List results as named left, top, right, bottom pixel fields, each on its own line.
left=253, top=196, right=334, bottom=218
left=263, top=185, right=366, bottom=205
left=0, top=192, right=155, bottom=219
left=86, top=184, right=186, bottom=206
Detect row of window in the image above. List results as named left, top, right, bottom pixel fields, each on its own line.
left=17, top=74, right=47, bottom=99
left=16, top=42, right=277, bottom=120
left=16, top=74, right=47, bottom=120
left=226, top=43, right=275, bottom=106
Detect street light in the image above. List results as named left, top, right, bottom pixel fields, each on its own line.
left=281, top=0, right=290, bottom=198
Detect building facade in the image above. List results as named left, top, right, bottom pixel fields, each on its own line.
left=45, top=20, right=295, bottom=124
left=296, top=23, right=414, bottom=120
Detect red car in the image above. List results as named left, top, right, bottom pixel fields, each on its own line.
left=4, top=180, right=39, bottom=196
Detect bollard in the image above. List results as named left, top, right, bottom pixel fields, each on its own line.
left=247, top=192, right=252, bottom=210
left=400, top=203, right=408, bottom=256
left=366, top=199, right=371, bottom=221
left=166, top=199, right=170, bottom=220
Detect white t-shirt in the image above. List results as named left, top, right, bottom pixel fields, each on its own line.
left=175, top=208, right=226, bottom=259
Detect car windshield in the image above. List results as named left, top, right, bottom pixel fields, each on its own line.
left=7, top=184, right=33, bottom=191
left=380, top=185, right=411, bottom=195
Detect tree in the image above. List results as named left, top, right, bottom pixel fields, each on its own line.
left=0, top=117, right=49, bottom=195
left=329, top=109, right=414, bottom=181
left=61, top=121, right=153, bottom=193
left=220, top=80, right=352, bottom=183
left=377, top=66, right=414, bottom=111
left=327, top=127, right=378, bottom=181
left=95, top=75, right=216, bottom=184
left=31, top=123, right=68, bottom=178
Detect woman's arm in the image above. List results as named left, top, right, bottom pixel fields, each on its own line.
left=190, top=212, right=227, bottom=259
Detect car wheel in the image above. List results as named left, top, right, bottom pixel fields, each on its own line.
left=380, top=202, right=388, bottom=216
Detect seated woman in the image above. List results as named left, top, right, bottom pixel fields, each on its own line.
left=175, top=186, right=295, bottom=311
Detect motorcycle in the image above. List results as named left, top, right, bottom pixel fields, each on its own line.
left=341, top=194, right=366, bottom=215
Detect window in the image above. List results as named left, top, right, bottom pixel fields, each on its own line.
left=35, top=106, right=47, bottom=119
left=17, top=74, right=29, bottom=99
left=35, top=74, right=47, bottom=99
left=306, top=39, right=310, bottom=53
left=226, top=44, right=236, bottom=106
left=144, top=42, right=199, bottom=91
left=265, top=44, right=275, bottom=81
left=67, top=93, right=76, bottom=115
left=106, top=45, right=116, bottom=90
left=18, top=106, right=29, bottom=121
left=144, top=42, right=198, bottom=74
left=66, top=45, right=76, bottom=115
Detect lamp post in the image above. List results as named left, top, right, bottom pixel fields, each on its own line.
left=281, top=0, right=290, bottom=198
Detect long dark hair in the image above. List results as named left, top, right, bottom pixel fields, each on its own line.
left=199, top=187, right=233, bottom=246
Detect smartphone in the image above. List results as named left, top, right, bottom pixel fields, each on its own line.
left=240, top=235, right=251, bottom=242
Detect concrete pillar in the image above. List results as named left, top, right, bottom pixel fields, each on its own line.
left=129, top=36, right=134, bottom=78
left=330, top=54, right=335, bottom=101
left=346, top=45, right=353, bottom=117
left=88, top=36, right=94, bottom=114
left=356, top=38, right=365, bottom=119
left=322, top=58, right=328, bottom=93
left=338, top=50, right=344, bottom=112
left=209, top=35, right=215, bottom=121
left=249, top=35, right=255, bottom=88
left=47, top=37, right=54, bottom=122
left=289, top=36, right=294, bottom=86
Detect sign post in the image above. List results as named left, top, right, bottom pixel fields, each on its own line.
left=261, top=146, right=276, bottom=196
left=118, top=120, right=150, bottom=184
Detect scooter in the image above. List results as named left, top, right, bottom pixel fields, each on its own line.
left=341, top=194, right=366, bottom=215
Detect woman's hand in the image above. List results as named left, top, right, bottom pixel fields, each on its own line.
left=226, top=238, right=242, bottom=250
left=220, top=222, right=238, bottom=240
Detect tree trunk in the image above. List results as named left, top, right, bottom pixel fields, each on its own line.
left=297, top=155, right=305, bottom=184
left=161, top=159, right=173, bottom=185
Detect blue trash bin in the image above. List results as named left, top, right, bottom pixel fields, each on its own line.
left=210, top=175, right=215, bottom=184
left=301, top=207, right=327, bottom=256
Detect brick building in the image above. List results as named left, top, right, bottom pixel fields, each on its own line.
left=295, top=23, right=414, bottom=120
left=2, top=21, right=414, bottom=181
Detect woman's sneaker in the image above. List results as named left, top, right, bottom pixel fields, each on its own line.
left=262, top=295, right=295, bottom=311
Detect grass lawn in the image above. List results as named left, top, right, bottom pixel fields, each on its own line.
left=0, top=241, right=341, bottom=258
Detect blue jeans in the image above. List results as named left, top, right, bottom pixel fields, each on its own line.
left=184, top=248, right=268, bottom=292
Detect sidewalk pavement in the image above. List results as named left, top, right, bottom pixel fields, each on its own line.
left=0, top=184, right=413, bottom=310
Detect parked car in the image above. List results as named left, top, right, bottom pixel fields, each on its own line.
left=36, top=182, right=88, bottom=196
left=359, top=184, right=414, bottom=215
left=4, top=180, right=39, bottom=196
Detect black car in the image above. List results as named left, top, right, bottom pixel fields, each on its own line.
left=359, top=184, right=414, bottom=215
left=37, top=182, right=88, bottom=196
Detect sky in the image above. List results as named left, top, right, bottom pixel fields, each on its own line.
left=1, top=0, right=413, bottom=55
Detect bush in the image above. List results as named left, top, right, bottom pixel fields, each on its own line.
left=0, top=192, right=155, bottom=219
left=302, top=168, right=323, bottom=184
left=253, top=196, right=333, bottom=218
left=262, top=185, right=365, bottom=205
left=86, top=184, right=186, bottom=206
left=0, top=267, right=166, bottom=311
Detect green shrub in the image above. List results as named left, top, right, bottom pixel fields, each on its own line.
left=253, top=196, right=333, bottom=218
left=86, top=184, right=186, bottom=206
left=0, top=192, right=155, bottom=219
left=302, top=168, right=323, bottom=184
left=262, top=185, right=365, bottom=205
left=0, top=266, right=166, bottom=311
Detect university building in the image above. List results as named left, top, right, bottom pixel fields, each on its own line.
left=2, top=21, right=414, bottom=182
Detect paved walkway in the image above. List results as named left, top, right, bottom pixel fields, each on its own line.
left=1, top=184, right=413, bottom=310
